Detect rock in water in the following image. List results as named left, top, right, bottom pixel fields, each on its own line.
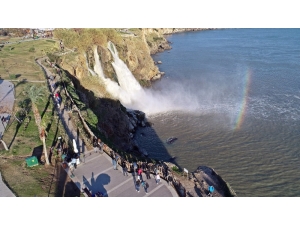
left=166, top=137, right=178, bottom=144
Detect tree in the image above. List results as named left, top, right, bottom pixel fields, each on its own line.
left=25, top=85, right=50, bottom=165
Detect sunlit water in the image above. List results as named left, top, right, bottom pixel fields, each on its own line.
left=134, top=29, right=300, bottom=197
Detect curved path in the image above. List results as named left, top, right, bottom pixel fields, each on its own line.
left=36, top=57, right=178, bottom=197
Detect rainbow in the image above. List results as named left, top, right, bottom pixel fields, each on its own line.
left=234, top=69, right=252, bottom=131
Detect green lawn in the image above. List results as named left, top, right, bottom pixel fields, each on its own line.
left=0, top=38, right=59, bottom=81
left=0, top=36, right=80, bottom=197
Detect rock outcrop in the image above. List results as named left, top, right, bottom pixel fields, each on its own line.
left=53, top=28, right=213, bottom=156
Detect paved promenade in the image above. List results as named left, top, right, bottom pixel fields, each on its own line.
left=66, top=151, right=178, bottom=197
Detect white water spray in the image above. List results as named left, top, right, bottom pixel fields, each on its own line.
left=85, top=45, right=131, bottom=104
left=93, top=45, right=105, bottom=79
left=106, top=41, right=200, bottom=114
left=108, top=41, right=143, bottom=94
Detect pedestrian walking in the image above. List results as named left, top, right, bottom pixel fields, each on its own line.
left=135, top=179, right=141, bottom=192
left=141, top=180, right=149, bottom=194
left=155, top=173, right=160, bottom=184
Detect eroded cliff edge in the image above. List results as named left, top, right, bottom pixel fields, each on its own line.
left=52, top=29, right=207, bottom=152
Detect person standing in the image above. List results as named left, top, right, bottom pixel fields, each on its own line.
left=111, top=152, right=117, bottom=170
left=98, top=139, right=104, bottom=153
left=115, top=153, right=119, bottom=169
left=122, top=161, right=128, bottom=176
left=135, top=179, right=141, bottom=192
left=155, top=173, right=160, bottom=184
left=133, top=162, right=137, bottom=176
left=146, top=167, right=151, bottom=179
left=112, top=158, right=117, bottom=170
left=164, top=167, right=169, bottom=179
left=130, top=163, right=135, bottom=176
left=138, top=167, right=143, bottom=181
left=161, top=167, right=165, bottom=178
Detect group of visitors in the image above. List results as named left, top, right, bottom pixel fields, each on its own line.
left=93, top=136, right=104, bottom=154
left=109, top=152, right=176, bottom=194
left=135, top=178, right=149, bottom=193
left=54, top=91, right=62, bottom=108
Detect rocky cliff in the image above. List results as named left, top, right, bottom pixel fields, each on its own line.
left=53, top=28, right=211, bottom=155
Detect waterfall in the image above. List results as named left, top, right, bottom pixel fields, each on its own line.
left=84, top=41, right=200, bottom=115
left=84, top=46, right=131, bottom=105
left=106, top=41, right=200, bottom=114
left=107, top=41, right=143, bottom=94
left=93, top=45, right=105, bottom=79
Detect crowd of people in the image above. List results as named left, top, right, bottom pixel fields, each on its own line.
left=108, top=149, right=178, bottom=194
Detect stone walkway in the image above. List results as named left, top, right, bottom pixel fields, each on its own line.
left=68, top=151, right=178, bottom=197
left=36, top=57, right=178, bottom=197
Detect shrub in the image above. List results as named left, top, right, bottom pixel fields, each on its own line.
left=172, top=166, right=181, bottom=174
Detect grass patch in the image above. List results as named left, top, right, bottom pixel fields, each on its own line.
left=0, top=38, right=58, bottom=80
left=0, top=36, right=80, bottom=196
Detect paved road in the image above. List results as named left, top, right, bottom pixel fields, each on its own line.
left=67, top=151, right=178, bottom=197
left=0, top=79, right=14, bottom=142
left=0, top=172, right=15, bottom=197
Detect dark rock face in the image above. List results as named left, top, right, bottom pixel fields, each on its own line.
left=193, top=166, right=237, bottom=197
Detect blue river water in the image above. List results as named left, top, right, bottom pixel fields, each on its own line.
left=134, top=29, right=300, bottom=196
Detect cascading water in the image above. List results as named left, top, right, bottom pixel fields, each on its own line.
left=106, top=41, right=201, bottom=114
left=93, top=45, right=105, bottom=79
left=85, top=41, right=201, bottom=114
left=107, top=41, right=143, bottom=94
left=85, top=45, right=131, bottom=104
